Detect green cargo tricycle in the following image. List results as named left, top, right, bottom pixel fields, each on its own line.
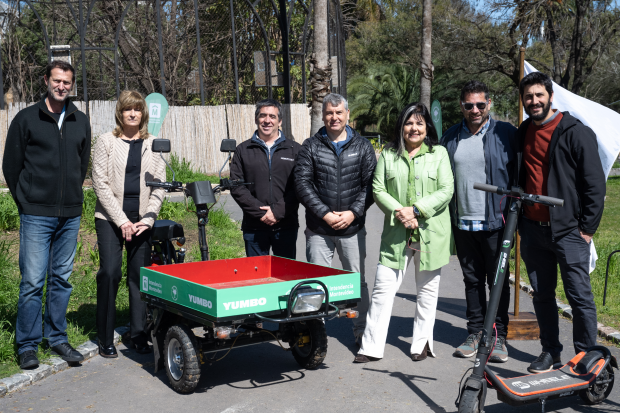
left=140, top=139, right=361, bottom=394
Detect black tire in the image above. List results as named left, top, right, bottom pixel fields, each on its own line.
left=579, top=363, right=615, bottom=405
left=290, top=320, right=327, bottom=369
left=458, top=388, right=481, bottom=413
left=163, top=324, right=201, bottom=394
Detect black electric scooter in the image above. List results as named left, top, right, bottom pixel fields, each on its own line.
left=457, top=183, right=618, bottom=413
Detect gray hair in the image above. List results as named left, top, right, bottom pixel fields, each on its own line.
left=255, top=99, right=282, bottom=122
left=322, top=93, right=348, bottom=112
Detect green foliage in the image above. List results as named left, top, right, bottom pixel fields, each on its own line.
left=349, top=65, right=421, bottom=137
left=349, top=64, right=461, bottom=138
left=81, top=189, right=98, bottom=233
left=167, top=154, right=219, bottom=184
left=0, top=193, right=19, bottom=231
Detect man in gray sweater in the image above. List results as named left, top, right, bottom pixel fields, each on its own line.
left=440, top=81, right=517, bottom=363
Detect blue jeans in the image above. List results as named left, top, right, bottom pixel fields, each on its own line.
left=16, top=214, right=81, bottom=354
left=243, top=228, right=298, bottom=259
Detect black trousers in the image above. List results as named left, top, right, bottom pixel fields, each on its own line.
left=242, top=228, right=298, bottom=259
left=520, top=218, right=597, bottom=357
left=95, top=212, right=151, bottom=347
left=453, top=227, right=511, bottom=338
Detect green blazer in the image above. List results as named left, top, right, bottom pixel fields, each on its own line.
left=373, top=144, right=454, bottom=271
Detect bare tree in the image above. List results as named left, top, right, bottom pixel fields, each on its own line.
left=420, top=0, right=432, bottom=109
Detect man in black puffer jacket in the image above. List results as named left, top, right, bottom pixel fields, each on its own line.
left=295, top=93, right=377, bottom=344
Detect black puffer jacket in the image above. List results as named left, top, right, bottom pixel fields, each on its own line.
left=295, top=127, right=377, bottom=236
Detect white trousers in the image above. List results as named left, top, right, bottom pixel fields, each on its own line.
left=358, top=243, right=442, bottom=359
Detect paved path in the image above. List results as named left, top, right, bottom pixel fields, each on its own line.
left=2, top=196, right=619, bottom=412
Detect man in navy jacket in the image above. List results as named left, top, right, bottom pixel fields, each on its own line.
left=441, top=81, right=517, bottom=363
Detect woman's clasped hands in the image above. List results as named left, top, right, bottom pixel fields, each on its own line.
left=119, top=221, right=150, bottom=241
left=395, top=207, right=418, bottom=230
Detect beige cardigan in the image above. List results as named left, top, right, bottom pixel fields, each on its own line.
left=92, top=132, right=166, bottom=228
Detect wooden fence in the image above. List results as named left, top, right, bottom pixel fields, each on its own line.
left=0, top=102, right=311, bottom=183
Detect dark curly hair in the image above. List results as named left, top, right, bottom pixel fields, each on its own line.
left=388, top=102, right=438, bottom=156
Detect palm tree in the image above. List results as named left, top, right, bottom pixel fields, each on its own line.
left=348, top=65, right=421, bottom=137
left=310, top=0, right=330, bottom=135
left=420, top=0, right=432, bottom=108
left=348, top=64, right=460, bottom=138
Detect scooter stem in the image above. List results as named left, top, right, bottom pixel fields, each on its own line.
left=471, top=198, right=521, bottom=379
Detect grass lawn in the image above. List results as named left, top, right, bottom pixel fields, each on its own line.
left=0, top=158, right=243, bottom=379
left=509, top=176, right=620, bottom=330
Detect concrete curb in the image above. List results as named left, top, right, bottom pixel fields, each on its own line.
left=0, top=326, right=129, bottom=397
left=508, top=275, right=620, bottom=345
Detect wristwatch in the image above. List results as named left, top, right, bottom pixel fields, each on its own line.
left=413, top=205, right=420, bottom=218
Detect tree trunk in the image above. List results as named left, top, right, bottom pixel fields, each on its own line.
left=545, top=5, right=563, bottom=84
left=420, top=0, right=432, bottom=109
left=310, top=0, right=330, bottom=136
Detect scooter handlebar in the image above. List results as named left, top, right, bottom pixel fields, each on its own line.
left=473, top=182, right=564, bottom=207
left=473, top=183, right=506, bottom=194
left=534, top=194, right=564, bottom=207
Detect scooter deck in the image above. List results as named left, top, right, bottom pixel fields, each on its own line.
left=489, top=351, right=605, bottom=404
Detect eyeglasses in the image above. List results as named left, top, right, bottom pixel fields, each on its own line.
left=461, top=102, right=488, bottom=111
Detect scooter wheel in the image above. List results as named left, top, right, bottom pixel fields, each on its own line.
left=458, top=388, right=481, bottom=413
left=579, top=363, right=614, bottom=405
left=163, top=324, right=201, bottom=394
left=291, top=320, right=327, bottom=369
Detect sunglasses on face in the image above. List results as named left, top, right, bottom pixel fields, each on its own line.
left=461, top=102, right=488, bottom=111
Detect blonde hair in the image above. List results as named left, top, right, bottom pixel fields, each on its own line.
left=113, top=90, right=149, bottom=140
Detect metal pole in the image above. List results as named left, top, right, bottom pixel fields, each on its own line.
left=229, top=0, right=239, bottom=104
left=155, top=0, right=166, bottom=97
left=193, top=0, right=205, bottom=105
left=514, top=46, right=525, bottom=318
left=278, top=0, right=291, bottom=103
left=79, top=0, right=89, bottom=117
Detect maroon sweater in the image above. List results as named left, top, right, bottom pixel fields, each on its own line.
left=523, top=112, right=563, bottom=222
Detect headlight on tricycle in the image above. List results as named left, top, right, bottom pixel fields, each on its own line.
left=292, top=287, right=325, bottom=314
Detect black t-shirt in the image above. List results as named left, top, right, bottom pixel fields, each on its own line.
left=122, top=139, right=143, bottom=212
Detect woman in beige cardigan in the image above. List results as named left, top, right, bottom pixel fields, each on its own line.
left=92, top=90, right=165, bottom=358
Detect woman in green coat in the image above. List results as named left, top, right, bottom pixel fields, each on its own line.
left=355, top=102, right=454, bottom=363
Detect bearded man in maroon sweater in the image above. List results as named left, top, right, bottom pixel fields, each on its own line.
left=515, top=72, right=605, bottom=374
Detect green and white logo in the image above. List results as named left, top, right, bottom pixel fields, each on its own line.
left=503, top=240, right=510, bottom=247
left=142, top=276, right=148, bottom=291
left=431, top=100, right=442, bottom=137
left=145, top=93, right=169, bottom=137
left=171, top=286, right=178, bottom=301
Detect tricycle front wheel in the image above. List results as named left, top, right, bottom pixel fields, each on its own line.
left=290, top=320, right=327, bottom=369
left=164, top=324, right=201, bottom=393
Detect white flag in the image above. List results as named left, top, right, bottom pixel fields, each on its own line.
left=524, top=61, right=620, bottom=177
left=523, top=62, right=620, bottom=272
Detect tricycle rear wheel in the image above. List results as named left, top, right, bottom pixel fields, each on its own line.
left=290, top=320, right=327, bottom=369
left=163, top=324, right=201, bottom=393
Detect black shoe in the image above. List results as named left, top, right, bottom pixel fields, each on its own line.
left=134, top=342, right=152, bottom=354
left=99, top=343, right=118, bottom=358
left=51, top=342, right=85, bottom=363
left=19, top=350, right=39, bottom=369
left=353, top=354, right=381, bottom=363
left=411, top=342, right=430, bottom=362
left=528, top=352, right=561, bottom=374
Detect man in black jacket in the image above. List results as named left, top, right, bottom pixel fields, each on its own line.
left=230, top=99, right=301, bottom=259
left=295, top=93, right=377, bottom=344
left=2, top=61, right=91, bottom=369
left=516, top=72, right=605, bottom=374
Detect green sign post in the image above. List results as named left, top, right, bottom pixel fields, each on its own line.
left=145, top=93, right=169, bottom=137
left=431, top=100, right=442, bottom=137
